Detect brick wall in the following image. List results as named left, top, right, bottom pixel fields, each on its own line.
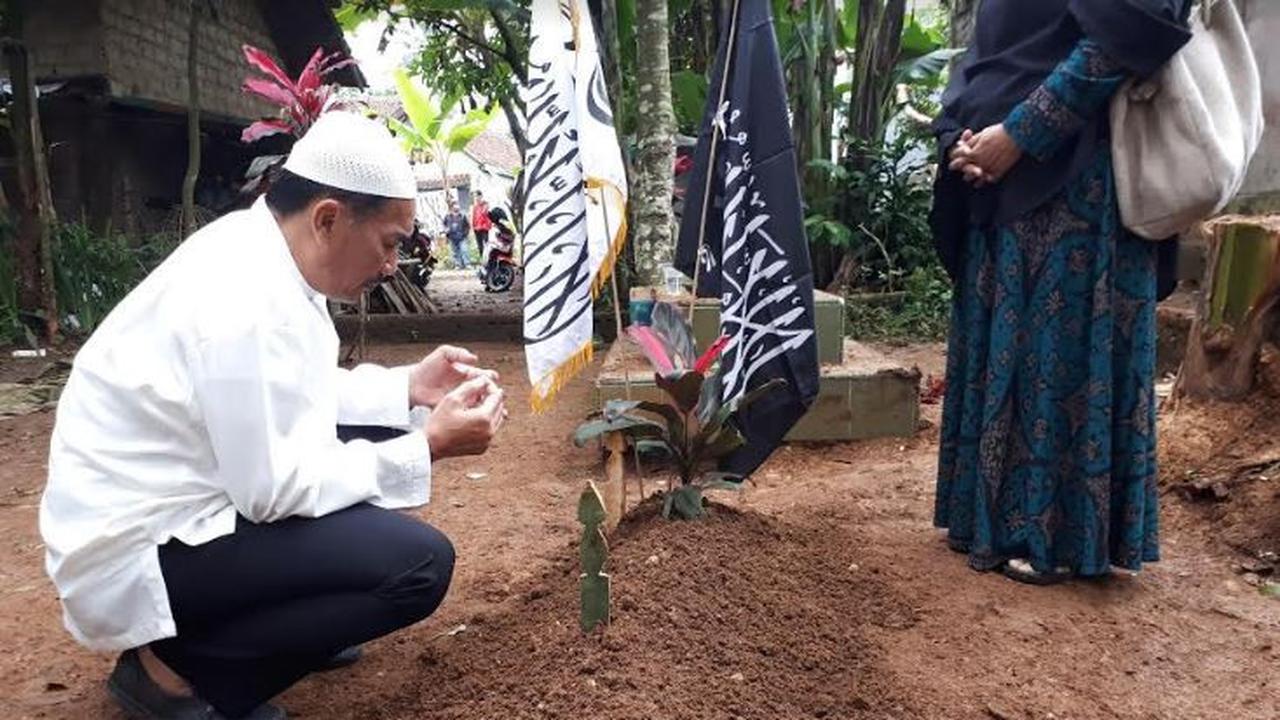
left=101, top=0, right=278, bottom=121
left=26, top=0, right=280, bottom=122
left=26, top=1, right=109, bottom=81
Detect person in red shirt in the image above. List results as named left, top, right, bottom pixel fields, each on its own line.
left=471, top=191, right=493, bottom=256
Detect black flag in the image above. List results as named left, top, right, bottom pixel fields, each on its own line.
left=674, top=0, right=819, bottom=478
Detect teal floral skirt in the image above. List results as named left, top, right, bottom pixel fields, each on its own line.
left=934, top=150, right=1159, bottom=577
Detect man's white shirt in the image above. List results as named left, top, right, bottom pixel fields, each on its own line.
left=40, top=198, right=431, bottom=651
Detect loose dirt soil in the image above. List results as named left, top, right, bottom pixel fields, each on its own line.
left=0, top=340, right=1277, bottom=720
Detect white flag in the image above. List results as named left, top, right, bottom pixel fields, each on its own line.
left=522, top=0, right=628, bottom=411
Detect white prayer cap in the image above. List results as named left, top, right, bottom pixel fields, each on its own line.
left=283, top=112, right=417, bottom=200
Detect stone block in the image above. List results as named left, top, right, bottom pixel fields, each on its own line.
left=594, top=338, right=920, bottom=442
left=632, top=287, right=846, bottom=364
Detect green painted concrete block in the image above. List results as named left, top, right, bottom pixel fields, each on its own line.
left=594, top=338, right=920, bottom=442
left=636, top=288, right=846, bottom=365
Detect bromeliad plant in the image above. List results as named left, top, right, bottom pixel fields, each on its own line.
left=574, top=302, right=785, bottom=520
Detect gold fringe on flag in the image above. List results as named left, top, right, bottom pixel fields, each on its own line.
left=586, top=177, right=629, bottom=301
left=529, top=338, right=595, bottom=413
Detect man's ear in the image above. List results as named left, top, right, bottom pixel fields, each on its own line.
left=310, top=198, right=342, bottom=248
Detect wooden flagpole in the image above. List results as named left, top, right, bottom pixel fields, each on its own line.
left=601, top=195, right=645, bottom=508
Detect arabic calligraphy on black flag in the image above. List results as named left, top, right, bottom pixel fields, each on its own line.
left=674, top=0, right=819, bottom=477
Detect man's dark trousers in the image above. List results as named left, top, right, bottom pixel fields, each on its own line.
left=150, top=426, right=454, bottom=718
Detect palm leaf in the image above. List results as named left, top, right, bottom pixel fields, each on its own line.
left=393, top=68, right=441, bottom=139
left=443, top=106, right=497, bottom=153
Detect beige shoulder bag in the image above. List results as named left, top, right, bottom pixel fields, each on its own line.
left=1110, top=0, right=1265, bottom=240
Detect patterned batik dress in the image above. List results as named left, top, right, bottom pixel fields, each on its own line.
left=934, top=40, right=1160, bottom=577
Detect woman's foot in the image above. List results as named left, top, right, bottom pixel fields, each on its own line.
left=1002, top=558, right=1073, bottom=586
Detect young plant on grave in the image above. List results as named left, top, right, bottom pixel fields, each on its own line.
left=573, top=302, right=786, bottom=520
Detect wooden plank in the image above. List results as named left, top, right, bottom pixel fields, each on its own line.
left=390, top=275, right=424, bottom=314
left=380, top=282, right=410, bottom=315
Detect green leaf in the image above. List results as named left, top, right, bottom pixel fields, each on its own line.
left=635, top=439, right=674, bottom=458
left=701, top=477, right=745, bottom=493
left=700, top=471, right=744, bottom=485
left=1262, top=582, right=1280, bottom=599
left=649, top=301, right=697, bottom=368
left=806, top=158, right=846, bottom=179
left=636, top=400, right=686, bottom=435
left=701, top=425, right=745, bottom=460
left=413, top=0, right=528, bottom=17
left=385, top=116, right=425, bottom=152
left=893, top=47, right=965, bottom=85
left=393, top=68, right=440, bottom=139
left=899, top=14, right=944, bottom=60
left=656, top=371, right=705, bottom=414
left=443, top=105, right=497, bottom=152
left=696, top=367, right=723, bottom=424
left=840, top=0, right=861, bottom=49
left=573, top=415, right=666, bottom=447
left=603, top=399, right=642, bottom=420
left=334, top=2, right=378, bottom=33
left=671, top=70, right=709, bottom=134
left=668, top=485, right=705, bottom=520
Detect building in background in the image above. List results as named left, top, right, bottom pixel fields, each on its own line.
left=3, top=0, right=361, bottom=238
left=414, top=130, right=521, bottom=234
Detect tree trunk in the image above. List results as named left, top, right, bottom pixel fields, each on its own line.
left=4, top=15, right=59, bottom=341
left=499, top=95, right=528, bottom=229
left=181, top=0, right=201, bottom=238
left=946, top=0, right=979, bottom=48
left=1175, top=216, right=1280, bottom=401
left=599, top=0, right=625, bottom=128
left=847, top=0, right=906, bottom=148
left=832, top=0, right=904, bottom=290
left=632, top=0, right=676, bottom=286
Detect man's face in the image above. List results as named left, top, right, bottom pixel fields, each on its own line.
left=313, top=197, right=416, bottom=302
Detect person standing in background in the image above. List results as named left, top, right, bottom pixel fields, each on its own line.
left=443, top=199, right=471, bottom=270
left=471, top=191, right=493, bottom=257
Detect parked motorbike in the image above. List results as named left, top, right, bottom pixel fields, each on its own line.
left=477, top=207, right=519, bottom=293
left=401, top=222, right=438, bottom=292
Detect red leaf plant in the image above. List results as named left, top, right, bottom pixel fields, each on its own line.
left=240, top=45, right=357, bottom=143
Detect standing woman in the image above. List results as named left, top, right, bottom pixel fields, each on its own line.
left=931, top=0, right=1191, bottom=584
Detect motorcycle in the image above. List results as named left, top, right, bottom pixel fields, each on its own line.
left=400, top=222, right=438, bottom=292
left=477, top=208, right=519, bottom=293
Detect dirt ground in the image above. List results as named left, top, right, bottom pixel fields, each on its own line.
left=0, top=340, right=1277, bottom=720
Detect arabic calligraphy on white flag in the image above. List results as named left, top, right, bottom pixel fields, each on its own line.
left=522, top=0, right=628, bottom=412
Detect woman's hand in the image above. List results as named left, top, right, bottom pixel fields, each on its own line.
left=949, top=124, right=1024, bottom=187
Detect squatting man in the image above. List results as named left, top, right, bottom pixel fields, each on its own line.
left=39, top=112, right=507, bottom=720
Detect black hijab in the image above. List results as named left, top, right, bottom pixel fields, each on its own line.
left=931, top=0, right=1191, bottom=280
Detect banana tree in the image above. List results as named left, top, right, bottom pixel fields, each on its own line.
left=574, top=302, right=786, bottom=520
left=387, top=68, right=498, bottom=205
